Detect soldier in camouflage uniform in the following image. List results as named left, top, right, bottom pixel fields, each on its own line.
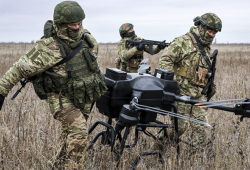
left=0, top=1, right=107, bottom=169
left=116, top=23, right=165, bottom=73
left=159, top=13, right=222, bottom=149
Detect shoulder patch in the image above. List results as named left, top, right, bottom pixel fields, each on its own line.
left=25, top=45, right=40, bottom=62
left=26, top=46, right=36, bottom=58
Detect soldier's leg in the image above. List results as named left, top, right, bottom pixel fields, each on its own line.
left=155, top=101, right=190, bottom=150
left=168, top=102, right=207, bottom=147
left=188, top=105, right=207, bottom=147
left=47, top=92, right=90, bottom=169
left=168, top=101, right=191, bottom=140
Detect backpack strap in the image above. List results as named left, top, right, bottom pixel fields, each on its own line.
left=55, top=34, right=85, bottom=66
left=192, top=33, right=212, bottom=69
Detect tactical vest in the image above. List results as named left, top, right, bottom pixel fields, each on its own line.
left=118, top=37, right=144, bottom=73
left=173, top=33, right=210, bottom=87
left=32, top=21, right=107, bottom=110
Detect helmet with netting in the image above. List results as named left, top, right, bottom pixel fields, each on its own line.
left=54, top=1, right=85, bottom=24
left=193, top=13, right=222, bottom=32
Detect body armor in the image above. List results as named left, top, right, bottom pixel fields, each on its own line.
left=32, top=24, right=107, bottom=110
left=173, top=32, right=210, bottom=87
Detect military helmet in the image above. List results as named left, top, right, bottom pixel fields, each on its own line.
left=119, top=23, right=134, bottom=38
left=54, top=1, right=85, bottom=24
left=193, top=13, right=222, bottom=32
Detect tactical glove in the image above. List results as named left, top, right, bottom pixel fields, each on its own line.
left=158, top=44, right=166, bottom=50
left=136, top=44, right=145, bottom=51
left=206, top=84, right=216, bottom=101
left=0, top=94, right=5, bottom=110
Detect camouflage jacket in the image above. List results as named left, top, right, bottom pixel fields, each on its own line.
left=0, top=29, right=98, bottom=97
left=117, top=35, right=161, bottom=73
left=159, top=27, right=213, bottom=98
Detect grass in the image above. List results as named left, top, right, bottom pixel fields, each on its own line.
left=0, top=43, right=250, bottom=169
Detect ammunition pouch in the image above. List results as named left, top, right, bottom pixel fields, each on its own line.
left=31, top=71, right=68, bottom=100
left=83, top=49, right=98, bottom=71
left=174, top=65, right=208, bottom=87
left=129, top=54, right=143, bottom=68
left=32, top=71, right=107, bottom=110
left=31, top=20, right=107, bottom=107
left=68, top=73, right=107, bottom=109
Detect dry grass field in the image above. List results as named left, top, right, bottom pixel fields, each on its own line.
left=0, top=43, right=250, bottom=170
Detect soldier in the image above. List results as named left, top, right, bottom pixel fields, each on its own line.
left=159, top=13, right=222, bottom=150
left=0, top=1, right=107, bottom=169
left=116, top=23, right=165, bottom=73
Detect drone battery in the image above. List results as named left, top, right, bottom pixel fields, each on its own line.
left=105, top=68, right=127, bottom=81
left=154, top=68, right=174, bottom=80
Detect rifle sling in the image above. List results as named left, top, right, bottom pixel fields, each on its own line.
left=192, top=33, right=212, bottom=69
left=55, top=34, right=85, bottom=66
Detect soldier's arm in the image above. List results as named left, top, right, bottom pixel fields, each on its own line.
left=159, top=38, right=184, bottom=72
left=118, top=40, right=138, bottom=61
left=144, top=45, right=161, bottom=55
left=84, top=29, right=99, bottom=56
left=0, top=38, right=63, bottom=97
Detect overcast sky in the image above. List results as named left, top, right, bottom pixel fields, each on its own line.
left=0, top=0, right=249, bottom=43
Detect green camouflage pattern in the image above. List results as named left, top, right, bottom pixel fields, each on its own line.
left=201, top=13, right=222, bottom=32
left=47, top=92, right=91, bottom=169
left=197, top=25, right=215, bottom=45
left=193, top=13, right=222, bottom=45
left=66, top=39, right=107, bottom=110
left=117, top=35, right=161, bottom=73
left=83, top=29, right=99, bottom=56
left=0, top=28, right=99, bottom=97
left=119, top=23, right=133, bottom=38
left=54, top=1, right=85, bottom=24
left=159, top=26, right=214, bottom=146
left=0, top=38, right=63, bottom=97
left=0, top=25, right=104, bottom=168
left=54, top=23, right=99, bottom=57
left=54, top=23, right=84, bottom=44
left=119, top=23, right=133, bottom=33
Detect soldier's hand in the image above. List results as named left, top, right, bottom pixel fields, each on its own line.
left=158, top=44, right=166, bottom=50
left=0, top=94, right=5, bottom=110
left=136, top=44, right=145, bottom=51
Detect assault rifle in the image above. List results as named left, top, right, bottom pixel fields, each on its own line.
left=11, top=79, right=30, bottom=100
left=125, top=39, right=170, bottom=55
left=201, top=49, right=218, bottom=101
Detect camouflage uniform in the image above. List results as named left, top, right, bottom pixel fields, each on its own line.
left=0, top=1, right=107, bottom=169
left=116, top=23, right=161, bottom=73
left=159, top=13, right=222, bottom=147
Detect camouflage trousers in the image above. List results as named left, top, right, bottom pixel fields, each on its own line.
left=46, top=92, right=91, bottom=170
left=171, top=101, right=207, bottom=147
left=158, top=98, right=208, bottom=151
